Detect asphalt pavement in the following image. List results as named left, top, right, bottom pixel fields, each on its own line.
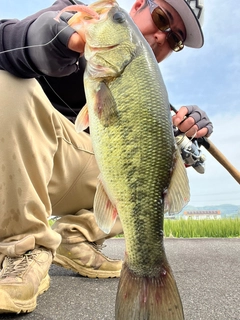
left=0, top=238, right=239, bottom=320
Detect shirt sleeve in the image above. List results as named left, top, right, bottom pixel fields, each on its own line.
left=0, top=0, right=80, bottom=78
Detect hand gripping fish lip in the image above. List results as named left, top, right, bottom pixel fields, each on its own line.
left=54, top=5, right=100, bottom=23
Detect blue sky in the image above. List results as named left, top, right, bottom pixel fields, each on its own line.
left=1, top=0, right=240, bottom=206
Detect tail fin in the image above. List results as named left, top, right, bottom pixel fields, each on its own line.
left=115, top=259, right=184, bottom=320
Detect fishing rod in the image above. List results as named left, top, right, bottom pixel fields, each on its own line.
left=170, top=104, right=240, bottom=184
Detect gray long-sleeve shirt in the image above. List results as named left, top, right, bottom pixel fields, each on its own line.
left=0, top=0, right=86, bottom=121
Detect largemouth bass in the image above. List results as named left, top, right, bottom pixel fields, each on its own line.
left=68, top=0, right=190, bottom=319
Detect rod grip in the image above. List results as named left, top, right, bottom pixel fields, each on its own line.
left=199, top=137, right=240, bottom=184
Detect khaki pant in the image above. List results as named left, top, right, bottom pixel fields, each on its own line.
left=0, top=71, right=122, bottom=259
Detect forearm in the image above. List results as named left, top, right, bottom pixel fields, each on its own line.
left=0, top=0, right=80, bottom=78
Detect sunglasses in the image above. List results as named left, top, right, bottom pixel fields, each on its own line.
left=146, top=0, right=184, bottom=52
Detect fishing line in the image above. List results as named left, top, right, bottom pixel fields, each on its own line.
left=0, top=24, right=71, bottom=55
left=0, top=23, right=80, bottom=116
left=42, top=76, right=78, bottom=116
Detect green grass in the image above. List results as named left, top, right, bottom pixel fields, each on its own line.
left=48, top=217, right=240, bottom=238
left=164, top=218, right=240, bottom=238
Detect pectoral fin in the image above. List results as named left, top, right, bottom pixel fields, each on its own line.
left=94, top=82, right=119, bottom=127
left=75, top=104, right=89, bottom=132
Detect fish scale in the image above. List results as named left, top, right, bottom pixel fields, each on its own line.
left=70, top=0, right=190, bottom=318
left=85, top=34, right=182, bottom=317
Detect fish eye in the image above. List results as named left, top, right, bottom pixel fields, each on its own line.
left=113, top=12, right=126, bottom=24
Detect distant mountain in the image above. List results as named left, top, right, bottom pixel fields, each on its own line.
left=179, top=204, right=240, bottom=218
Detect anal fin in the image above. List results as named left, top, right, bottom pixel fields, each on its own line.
left=94, top=175, right=118, bottom=234
left=165, top=148, right=190, bottom=215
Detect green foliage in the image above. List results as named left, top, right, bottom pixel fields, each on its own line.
left=48, top=218, right=56, bottom=227
left=48, top=217, right=240, bottom=238
left=164, top=218, right=240, bottom=238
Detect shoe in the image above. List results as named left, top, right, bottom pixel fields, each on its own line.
left=0, top=247, right=52, bottom=314
left=53, top=242, right=122, bottom=278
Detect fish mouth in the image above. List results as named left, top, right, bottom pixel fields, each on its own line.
left=88, top=43, right=119, bottom=51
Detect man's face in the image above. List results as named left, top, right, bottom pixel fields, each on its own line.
left=130, top=0, right=186, bottom=62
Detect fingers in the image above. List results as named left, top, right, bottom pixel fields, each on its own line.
left=184, top=125, right=208, bottom=138
left=172, top=106, right=188, bottom=127
left=172, top=105, right=213, bottom=138
left=68, top=32, right=85, bottom=53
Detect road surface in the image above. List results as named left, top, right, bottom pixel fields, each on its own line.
left=1, top=238, right=239, bottom=320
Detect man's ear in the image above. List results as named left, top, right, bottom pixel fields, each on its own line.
left=129, top=0, right=145, bottom=15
